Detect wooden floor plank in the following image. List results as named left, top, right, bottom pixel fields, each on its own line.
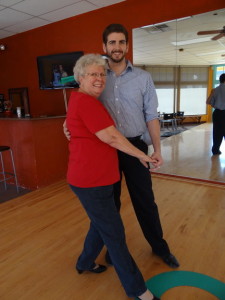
left=0, top=174, right=225, bottom=299
left=1, top=124, right=225, bottom=299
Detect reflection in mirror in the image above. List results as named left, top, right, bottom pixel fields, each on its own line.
left=133, top=9, right=225, bottom=116
left=8, top=87, right=30, bottom=117
left=132, top=8, right=225, bottom=184
left=133, top=8, right=225, bottom=66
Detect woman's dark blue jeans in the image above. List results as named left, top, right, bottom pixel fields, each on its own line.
left=70, top=183, right=147, bottom=298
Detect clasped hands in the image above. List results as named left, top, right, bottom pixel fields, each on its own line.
left=140, top=152, right=163, bottom=171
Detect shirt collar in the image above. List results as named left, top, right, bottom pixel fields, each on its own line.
left=106, top=59, right=133, bottom=75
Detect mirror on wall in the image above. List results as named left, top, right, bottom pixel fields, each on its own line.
left=132, top=8, right=225, bottom=66
left=132, top=8, right=225, bottom=183
left=132, top=9, right=225, bottom=116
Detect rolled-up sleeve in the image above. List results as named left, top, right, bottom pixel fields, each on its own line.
left=143, top=73, right=159, bottom=122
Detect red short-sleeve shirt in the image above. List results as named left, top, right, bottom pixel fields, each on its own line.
left=66, top=91, right=119, bottom=187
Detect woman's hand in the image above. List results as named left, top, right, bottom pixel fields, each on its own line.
left=63, top=120, right=71, bottom=141
left=150, top=152, right=163, bottom=171
left=139, top=157, right=158, bottom=170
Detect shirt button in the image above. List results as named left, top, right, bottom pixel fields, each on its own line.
left=117, top=111, right=120, bottom=114
left=115, top=98, right=118, bottom=101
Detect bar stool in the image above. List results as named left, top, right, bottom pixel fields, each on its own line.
left=0, top=146, right=19, bottom=193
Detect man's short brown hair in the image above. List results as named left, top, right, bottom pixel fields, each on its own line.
left=102, top=24, right=128, bottom=45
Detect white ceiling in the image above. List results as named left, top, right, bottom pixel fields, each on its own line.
left=133, top=8, right=225, bottom=66
left=0, top=0, right=125, bottom=39
left=0, top=2, right=225, bottom=66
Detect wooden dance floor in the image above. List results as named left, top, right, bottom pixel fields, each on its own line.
left=0, top=122, right=225, bottom=299
left=151, top=122, right=225, bottom=185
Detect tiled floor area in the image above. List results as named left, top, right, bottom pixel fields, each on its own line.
left=0, top=183, right=31, bottom=203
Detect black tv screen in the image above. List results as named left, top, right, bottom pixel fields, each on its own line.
left=37, top=51, right=83, bottom=89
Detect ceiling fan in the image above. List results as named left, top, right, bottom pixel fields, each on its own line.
left=197, top=26, right=225, bottom=40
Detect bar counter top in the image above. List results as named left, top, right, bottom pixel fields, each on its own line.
left=0, top=113, right=66, bottom=120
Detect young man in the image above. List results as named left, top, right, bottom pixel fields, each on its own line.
left=100, top=24, right=179, bottom=268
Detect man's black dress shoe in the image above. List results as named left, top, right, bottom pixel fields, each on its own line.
left=137, top=296, right=160, bottom=300
left=107, top=251, right=179, bottom=268
left=76, top=264, right=107, bottom=274
left=160, top=253, right=179, bottom=268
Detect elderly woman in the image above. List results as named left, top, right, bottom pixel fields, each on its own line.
left=66, top=54, right=160, bottom=300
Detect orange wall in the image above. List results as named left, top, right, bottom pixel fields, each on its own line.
left=0, top=0, right=224, bottom=116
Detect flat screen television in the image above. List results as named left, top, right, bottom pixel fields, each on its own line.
left=37, top=51, right=83, bottom=89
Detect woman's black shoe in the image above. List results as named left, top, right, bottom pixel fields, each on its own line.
left=76, top=264, right=107, bottom=274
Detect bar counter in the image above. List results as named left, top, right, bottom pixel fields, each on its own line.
left=0, top=114, right=68, bottom=190
left=0, top=114, right=66, bottom=120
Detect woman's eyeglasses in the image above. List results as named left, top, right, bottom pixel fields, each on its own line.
left=85, top=72, right=107, bottom=78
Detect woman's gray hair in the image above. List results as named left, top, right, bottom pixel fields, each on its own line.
left=73, top=54, right=106, bottom=83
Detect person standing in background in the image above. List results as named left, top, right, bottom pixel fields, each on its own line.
left=206, top=73, right=225, bottom=155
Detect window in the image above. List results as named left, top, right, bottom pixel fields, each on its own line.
left=213, top=65, right=225, bottom=87
left=180, top=85, right=207, bottom=114
left=155, top=85, right=174, bottom=113
left=142, top=65, right=208, bottom=115
left=146, top=66, right=175, bottom=113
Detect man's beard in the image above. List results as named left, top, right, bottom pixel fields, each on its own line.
left=107, top=51, right=126, bottom=63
